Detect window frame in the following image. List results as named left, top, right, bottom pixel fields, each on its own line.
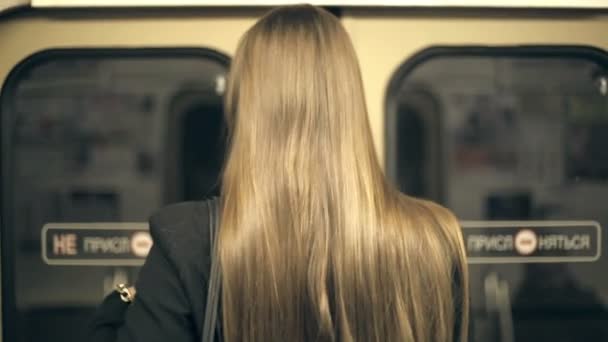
left=0, top=47, right=230, bottom=342
left=385, top=45, right=608, bottom=202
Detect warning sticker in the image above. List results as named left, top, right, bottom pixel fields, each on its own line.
left=461, top=221, right=601, bottom=264
left=42, top=223, right=152, bottom=266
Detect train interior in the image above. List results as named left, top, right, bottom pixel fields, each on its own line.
left=389, top=50, right=608, bottom=341
left=1, top=3, right=607, bottom=342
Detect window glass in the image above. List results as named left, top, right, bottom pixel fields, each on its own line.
left=1, top=50, right=229, bottom=342
left=387, top=48, right=608, bottom=342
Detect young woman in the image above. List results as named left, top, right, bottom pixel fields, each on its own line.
left=89, top=5, right=469, bottom=342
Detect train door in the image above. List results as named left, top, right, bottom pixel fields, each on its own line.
left=343, top=8, right=608, bottom=342
left=0, top=8, right=260, bottom=342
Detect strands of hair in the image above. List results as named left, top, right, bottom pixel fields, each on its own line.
left=218, top=4, right=469, bottom=342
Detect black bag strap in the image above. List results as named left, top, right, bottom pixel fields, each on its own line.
left=202, top=198, right=221, bottom=342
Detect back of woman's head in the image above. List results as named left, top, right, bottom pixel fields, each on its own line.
left=219, top=5, right=468, bottom=342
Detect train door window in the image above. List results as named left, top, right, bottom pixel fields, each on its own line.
left=1, top=49, right=229, bottom=342
left=386, top=47, right=608, bottom=342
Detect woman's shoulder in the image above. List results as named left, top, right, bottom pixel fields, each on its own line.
left=396, top=193, right=459, bottom=223
left=149, top=199, right=215, bottom=242
left=147, top=198, right=218, bottom=282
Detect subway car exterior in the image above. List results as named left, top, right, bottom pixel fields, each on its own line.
left=1, top=1, right=607, bottom=341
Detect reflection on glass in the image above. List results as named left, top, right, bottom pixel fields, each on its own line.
left=513, top=263, right=608, bottom=342
left=3, top=53, right=228, bottom=342
left=390, top=53, right=608, bottom=342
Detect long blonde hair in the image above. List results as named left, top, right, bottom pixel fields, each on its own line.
left=218, top=5, right=468, bottom=341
